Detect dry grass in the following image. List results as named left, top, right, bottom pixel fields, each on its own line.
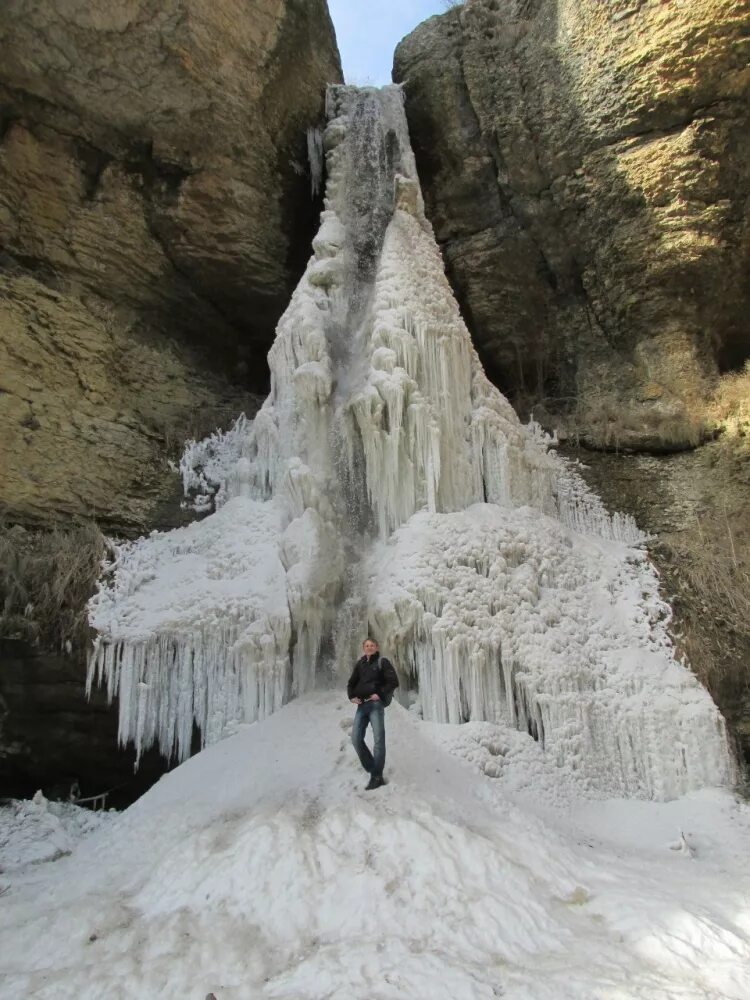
left=0, top=521, right=106, bottom=653
left=569, top=363, right=750, bottom=453
left=569, top=398, right=707, bottom=451
left=709, top=363, right=750, bottom=445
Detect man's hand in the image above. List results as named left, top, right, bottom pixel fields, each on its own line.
left=368, top=694, right=380, bottom=702
left=351, top=697, right=363, bottom=705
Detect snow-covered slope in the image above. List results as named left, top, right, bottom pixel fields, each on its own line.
left=1, top=695, right=748, bottom=999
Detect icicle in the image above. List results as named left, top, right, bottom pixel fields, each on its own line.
left=369, top=507, right=736, bottom=798
left=307, top=126, right=325, bottom=197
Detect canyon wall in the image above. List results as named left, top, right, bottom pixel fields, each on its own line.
left=0, top=0, right=342, bottom=800
left=394, top=0, right=749, bottom=449
left=1, top=0, right=341, bottom=532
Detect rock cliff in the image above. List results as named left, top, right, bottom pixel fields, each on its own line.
left=0, top=0, right=341, bottom=800
left=394, top=0, right=750, bottom=451
left=1, top=0, right=342, bottom=531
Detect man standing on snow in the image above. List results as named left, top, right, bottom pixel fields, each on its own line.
left=347, top=637, right=399, bottom=790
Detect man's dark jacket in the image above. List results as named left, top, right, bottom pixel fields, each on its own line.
left=347, top=653, right=399, bottom=705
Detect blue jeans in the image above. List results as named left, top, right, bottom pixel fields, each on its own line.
left=352, top=701, right=386, bottom=778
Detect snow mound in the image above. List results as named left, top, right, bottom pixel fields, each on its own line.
left=0, top=696, right=748, bottom=1000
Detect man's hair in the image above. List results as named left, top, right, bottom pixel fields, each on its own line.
left=362, top=637, right=379, bottom=647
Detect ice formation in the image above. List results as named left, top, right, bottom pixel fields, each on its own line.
left=307, top=126, right=325, bottom=198
left=88, top=86, right=735, bottom=797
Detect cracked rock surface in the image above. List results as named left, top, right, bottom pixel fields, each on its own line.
left=394, top=0, right=750, bottom=452
left=0, top=0, right=341, bottom=531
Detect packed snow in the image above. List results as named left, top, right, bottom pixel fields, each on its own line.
left=87, top=84, right=734, bottom=800
left=0, top=696, right=748, bottom=999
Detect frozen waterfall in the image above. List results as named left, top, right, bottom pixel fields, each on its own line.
left=88, top=86, right=735, bottom=799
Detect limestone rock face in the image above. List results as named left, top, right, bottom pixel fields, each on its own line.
left=0, top=273, right=261, bottom=531
left=1, top=0, right=342, bottom=355
left=394, top=0, right=750, bottom=451
left=0, top=0, right=341, bottom=799
left=0, top=0, right=342, bottom=531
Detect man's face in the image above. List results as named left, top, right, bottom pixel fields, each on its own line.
left=363, top=640, right=378, bottom=657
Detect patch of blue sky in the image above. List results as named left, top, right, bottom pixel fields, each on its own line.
left=328, top=1, right=449, bottom=86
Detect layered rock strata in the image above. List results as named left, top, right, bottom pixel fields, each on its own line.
left=0, top=0, right=341, bottom=799
left=0, top=0, right=342, bottom=530
left=394, top=0, right=750, bottom=452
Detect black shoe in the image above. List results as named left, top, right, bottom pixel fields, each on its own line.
left=365, top=775, right=385, bottom=791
